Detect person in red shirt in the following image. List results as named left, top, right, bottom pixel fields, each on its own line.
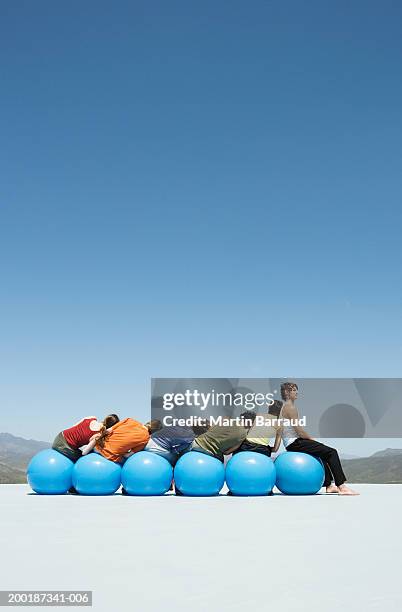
left=52, top=414, right=120, bottom=462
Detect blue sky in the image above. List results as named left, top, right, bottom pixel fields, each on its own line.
left=1, top=1, right=402, bottom=454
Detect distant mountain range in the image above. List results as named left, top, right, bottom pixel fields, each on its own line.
left=342, top=448, right=402, bottom=483
left=371, top=448, right=402, bottom=458
left=1, top=433, right=402, bottom=484
left=0, top=433, right=49, bottom=483
left=339, top=453, right=361, bottom=460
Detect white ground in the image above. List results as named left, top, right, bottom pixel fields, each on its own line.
left=1, top=484, right=401, bottom=611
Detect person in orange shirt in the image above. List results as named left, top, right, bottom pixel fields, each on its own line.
left=82, top=417, right=162, bottom=464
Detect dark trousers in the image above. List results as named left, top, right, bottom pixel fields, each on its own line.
left=52, top=432, right=82, bottom=462
left=233, top=440, right=272, bottom=457
left=286, top=438, right=346, bottom=487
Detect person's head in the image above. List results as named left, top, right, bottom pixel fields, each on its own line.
left=97, top=414, right=120, bottom=449
left=280, top=382, right=298, bottom=402
left=103, top=414, right=120, bottom=428
left=145, top=419, right=162, bottom=435
left=268, top=400, right=283, bottom=417
left=240, top=410, right=256, bottom=429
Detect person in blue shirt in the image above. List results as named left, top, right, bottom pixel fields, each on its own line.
left=144, top=422, right=209, bottom=465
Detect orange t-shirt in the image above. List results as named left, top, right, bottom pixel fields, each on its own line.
left=96, top=418, right=150, bottom=462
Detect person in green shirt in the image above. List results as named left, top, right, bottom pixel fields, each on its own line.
left=190, top=411, right=256, bottom=462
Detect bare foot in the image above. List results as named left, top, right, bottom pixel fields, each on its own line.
left=326, top=484, right=339, bottom=494
left=338, top=484, right=359, bottom=496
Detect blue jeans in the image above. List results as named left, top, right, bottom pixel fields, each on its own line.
left=144, top=442, right=178, bottom=466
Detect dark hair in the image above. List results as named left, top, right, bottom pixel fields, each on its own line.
left=268, top=400, right=283, bottom=417
left=96, top=414, right=120, bottom=448
left=280, top=382, right=298, bottom=401
left=146, top=419, right=162, bottom=434
left=240, top=410, right=256, bottom=428
left=104, top=414, right=120, bottom=428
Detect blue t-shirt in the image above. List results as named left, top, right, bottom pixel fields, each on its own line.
left=151, top=426, right=194, bottom=455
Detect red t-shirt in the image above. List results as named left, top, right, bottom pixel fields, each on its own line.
left=63, top=417, right=99, bottom=448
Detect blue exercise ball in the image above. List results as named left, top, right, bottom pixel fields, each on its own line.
left=121, top=451, right=173, bottom=495
left=174, top=451, right=225, bottom=496
left=27, top=449, right=73, bottom=494
left=275, top=452, right=325, bottom=495
left=72, top=454, right=121, bottom=495
left=226, top=451, right=276, bottom=496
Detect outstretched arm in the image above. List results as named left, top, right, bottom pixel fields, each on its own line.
left=272, top=428, right=283, bottom=453
left=81, top=434, right=100, bottom=456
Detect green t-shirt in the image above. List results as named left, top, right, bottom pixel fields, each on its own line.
left=194, top=425, right=247, bottom=461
